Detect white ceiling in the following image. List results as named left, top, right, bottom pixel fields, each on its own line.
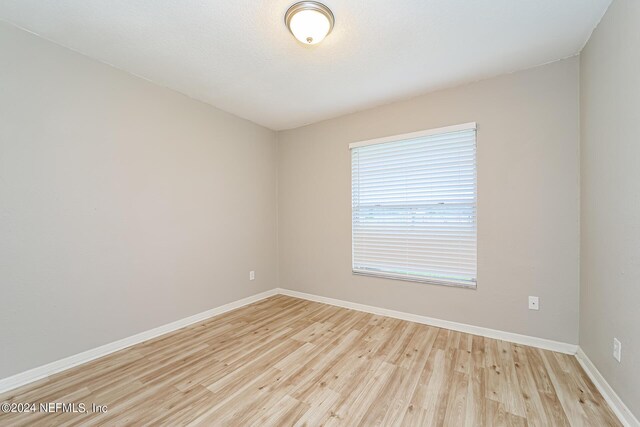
left=0, top=1, right=610, bottom=130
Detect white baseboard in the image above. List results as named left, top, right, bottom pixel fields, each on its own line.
left=276, top=288, right=578, bottom=355
left=0, top=289, right=278, bottom=394
left=575, top=347, right=639, bottom=427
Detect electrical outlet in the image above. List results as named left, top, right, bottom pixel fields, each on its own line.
left=249, top=271, right=255, bottom=281
left=613, top=338, right=622, bottom=362
left=528, top=296, right=539, bottom=310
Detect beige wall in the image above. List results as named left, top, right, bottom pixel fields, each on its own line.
left=0, top=22, right=278, bottom=378
left=580, top=0, right=640, bottom=417
left=278, top=58, right=581, bottom=344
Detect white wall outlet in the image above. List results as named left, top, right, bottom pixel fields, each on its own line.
left=613, top=338, right=622, bottom=362
left=528, top=296, right=539, bottom=310
left=249, top=270, right=255, bottom=281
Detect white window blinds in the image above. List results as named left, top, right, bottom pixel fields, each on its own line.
left=350, top=123, right=477, bottom=288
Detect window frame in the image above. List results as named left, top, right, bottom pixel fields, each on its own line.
left=349, top=122, right=478, bottom=289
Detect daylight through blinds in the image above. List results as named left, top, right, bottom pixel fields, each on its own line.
left=351, top=124, right=477, bottom=287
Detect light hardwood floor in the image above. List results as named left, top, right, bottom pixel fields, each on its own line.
left=0, top=295, right=620, bottom=426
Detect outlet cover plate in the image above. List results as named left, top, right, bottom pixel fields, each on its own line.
left=613, top=338, right=621, bottom=362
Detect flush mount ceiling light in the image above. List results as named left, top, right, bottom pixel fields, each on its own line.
left=285, top=1, right=335, bottom=45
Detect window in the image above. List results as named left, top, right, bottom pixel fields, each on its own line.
left=350, top=123, right=477, bottom=288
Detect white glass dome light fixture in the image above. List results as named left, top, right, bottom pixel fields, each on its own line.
left=285, top=1, right=335, bottom=45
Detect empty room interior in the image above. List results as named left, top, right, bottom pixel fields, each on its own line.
left=0, top=0, right=638, bottom=426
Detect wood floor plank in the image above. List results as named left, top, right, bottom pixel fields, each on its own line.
left=541, top=349, right=592, bottom=426
left=0, top=295, right=621, bottom=426
left=497, top=339, right=527, bottom=417
left=511, top=343, right=552, bottom=427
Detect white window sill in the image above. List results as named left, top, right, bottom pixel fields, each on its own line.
left=352, top=270, right=477, bottom=290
